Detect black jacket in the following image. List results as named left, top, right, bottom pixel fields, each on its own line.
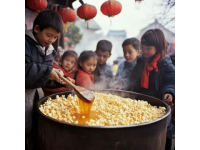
left=25, top=34, right=56, bottom=89
left=121, top=56, right=175, bottom=101
left=25, top=33, right=56, bottom=135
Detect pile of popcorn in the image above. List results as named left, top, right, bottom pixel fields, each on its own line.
left=39, top=92, right=166, bottom=126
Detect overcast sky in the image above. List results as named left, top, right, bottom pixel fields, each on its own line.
left=73, top=0, right=175, bottom=37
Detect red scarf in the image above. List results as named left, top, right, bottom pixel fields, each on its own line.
left=141, top=53, right=161, bottom=89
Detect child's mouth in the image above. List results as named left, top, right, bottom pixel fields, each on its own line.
left=45, top=43, right=50, bottom=46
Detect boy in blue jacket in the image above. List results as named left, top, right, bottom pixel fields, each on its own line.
left=94, top=40, right=113, bottom=89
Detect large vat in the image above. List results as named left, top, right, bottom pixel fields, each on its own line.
left=37, top=90, right=171, bottom=150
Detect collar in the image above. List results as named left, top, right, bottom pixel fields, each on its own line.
left=25, top=29, right=54, bottom=56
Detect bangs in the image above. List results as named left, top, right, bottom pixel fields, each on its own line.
left=141, top=29, right=167, bottom=60
left=141, top=30, right=158, bottom=47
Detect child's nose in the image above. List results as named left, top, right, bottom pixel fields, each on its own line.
left=125, top=53, right=129, bottom=57
left=91, top=66, right=95, bottom=71
left=49, top=38, right=56, bottom=43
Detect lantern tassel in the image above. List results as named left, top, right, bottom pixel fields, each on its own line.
left=135, top=0, right=142, bottom=10
left=86, top=20, right=89, bottom=30
left=64, top=22, right=70, bottom=32
left=110, top=17, right=112, bottom=27
left=34, top=10, right=40, bottom=18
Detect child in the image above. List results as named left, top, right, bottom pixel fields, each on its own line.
left=76, top=51, right=98, bottom=89
left=122, top=29, right=175, bottom=104
left=110, top=38, right=141, bottom=89
left=120, top=29, right=175, bottom=149
left=25, top=10, right=74, bottom=149
left=94, top=40, right=113, bottom=89
left=43, top=51, right=78, bottom=96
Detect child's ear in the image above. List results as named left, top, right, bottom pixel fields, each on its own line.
left=109, top=53, right=112, bottom=58
left=137, top=50, right=141, bottom=56
left=79, top=62, right=83, bottom=67
left=33, top=25, right=40, bottom=33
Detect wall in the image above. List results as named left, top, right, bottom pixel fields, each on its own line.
left=25, top=8, right=35, bottom=30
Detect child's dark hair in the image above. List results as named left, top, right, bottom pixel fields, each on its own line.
left=77, top=51, right=98, bottom=69
left=61, top=51, right=78, bottom=63
left=96, top=40, right=112, bottom=54
left=141, top=28, right=167, bottom=60
left=33, top=10, right=64, bottom=34
left=122, top=38, right=140, bottom=50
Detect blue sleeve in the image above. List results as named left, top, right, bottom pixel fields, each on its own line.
left=25, top=41, right=53, bottom=89
left=116, top=62, right=123, bottom=77
left=106, top=65, right=113, bottom=78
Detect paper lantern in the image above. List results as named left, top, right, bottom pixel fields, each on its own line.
left=77, top=4, right=97, bottom=29
left=27, top=0, right=48, bottom=11
left=57, top=7, right=77, bottom=32
left=101, top=0, right=122, bottom=17
left=77, top=4, right=97, bottom=20
left=57, top=8, right=77, bottom=23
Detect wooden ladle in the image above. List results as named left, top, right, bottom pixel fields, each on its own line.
left=59, top=76, right=95, bottom=103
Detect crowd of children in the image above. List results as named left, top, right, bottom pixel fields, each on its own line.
left=25, top=10, right=175, bottom=150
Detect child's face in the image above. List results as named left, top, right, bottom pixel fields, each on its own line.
left=34, top=26, right=60, bottom=47
left=141, top=45, right=157, bottom=59
left=95, top=50, right=111, bottom=65
left=80, top=57, right=97, bottom=74
left=123, top=45, right=141, bottom=62
left=61, top=56, right=76, bottom=71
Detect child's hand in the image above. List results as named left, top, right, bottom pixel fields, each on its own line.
left=48, top=68, right=61, bottom=81
left=61, top=77, right=75, bottom=85
left=67, top=77, right=75, bottom=84
left=115, top=85, right=122, bottom=90
left=162, top=93, right=174, bottom=105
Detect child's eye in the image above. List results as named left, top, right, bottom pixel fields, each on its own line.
left=53, top=37, right=58, bottom=40
left=98, top=54, right=102, bottom=57
left=64, top=59, right=69, bottom=62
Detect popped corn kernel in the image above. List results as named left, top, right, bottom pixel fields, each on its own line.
left=39, top=93, right=166, bottom=126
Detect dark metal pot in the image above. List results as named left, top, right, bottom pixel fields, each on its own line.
left=37, top=90, right=171, bottom=150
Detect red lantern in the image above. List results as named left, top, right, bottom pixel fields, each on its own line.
left=57, top=7, right=77, bottom=32
left=101, top=0, right=122, bottom=17
left=57, top=8, right=77, bottom=23
left=77, top=4, right=97, bottom=21
left=27, top=0, right=48, bottom=11
left=77, top=4, right=97, bottom=29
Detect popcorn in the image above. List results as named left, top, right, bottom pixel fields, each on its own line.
left=39, top=93, right=166, bottom=126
